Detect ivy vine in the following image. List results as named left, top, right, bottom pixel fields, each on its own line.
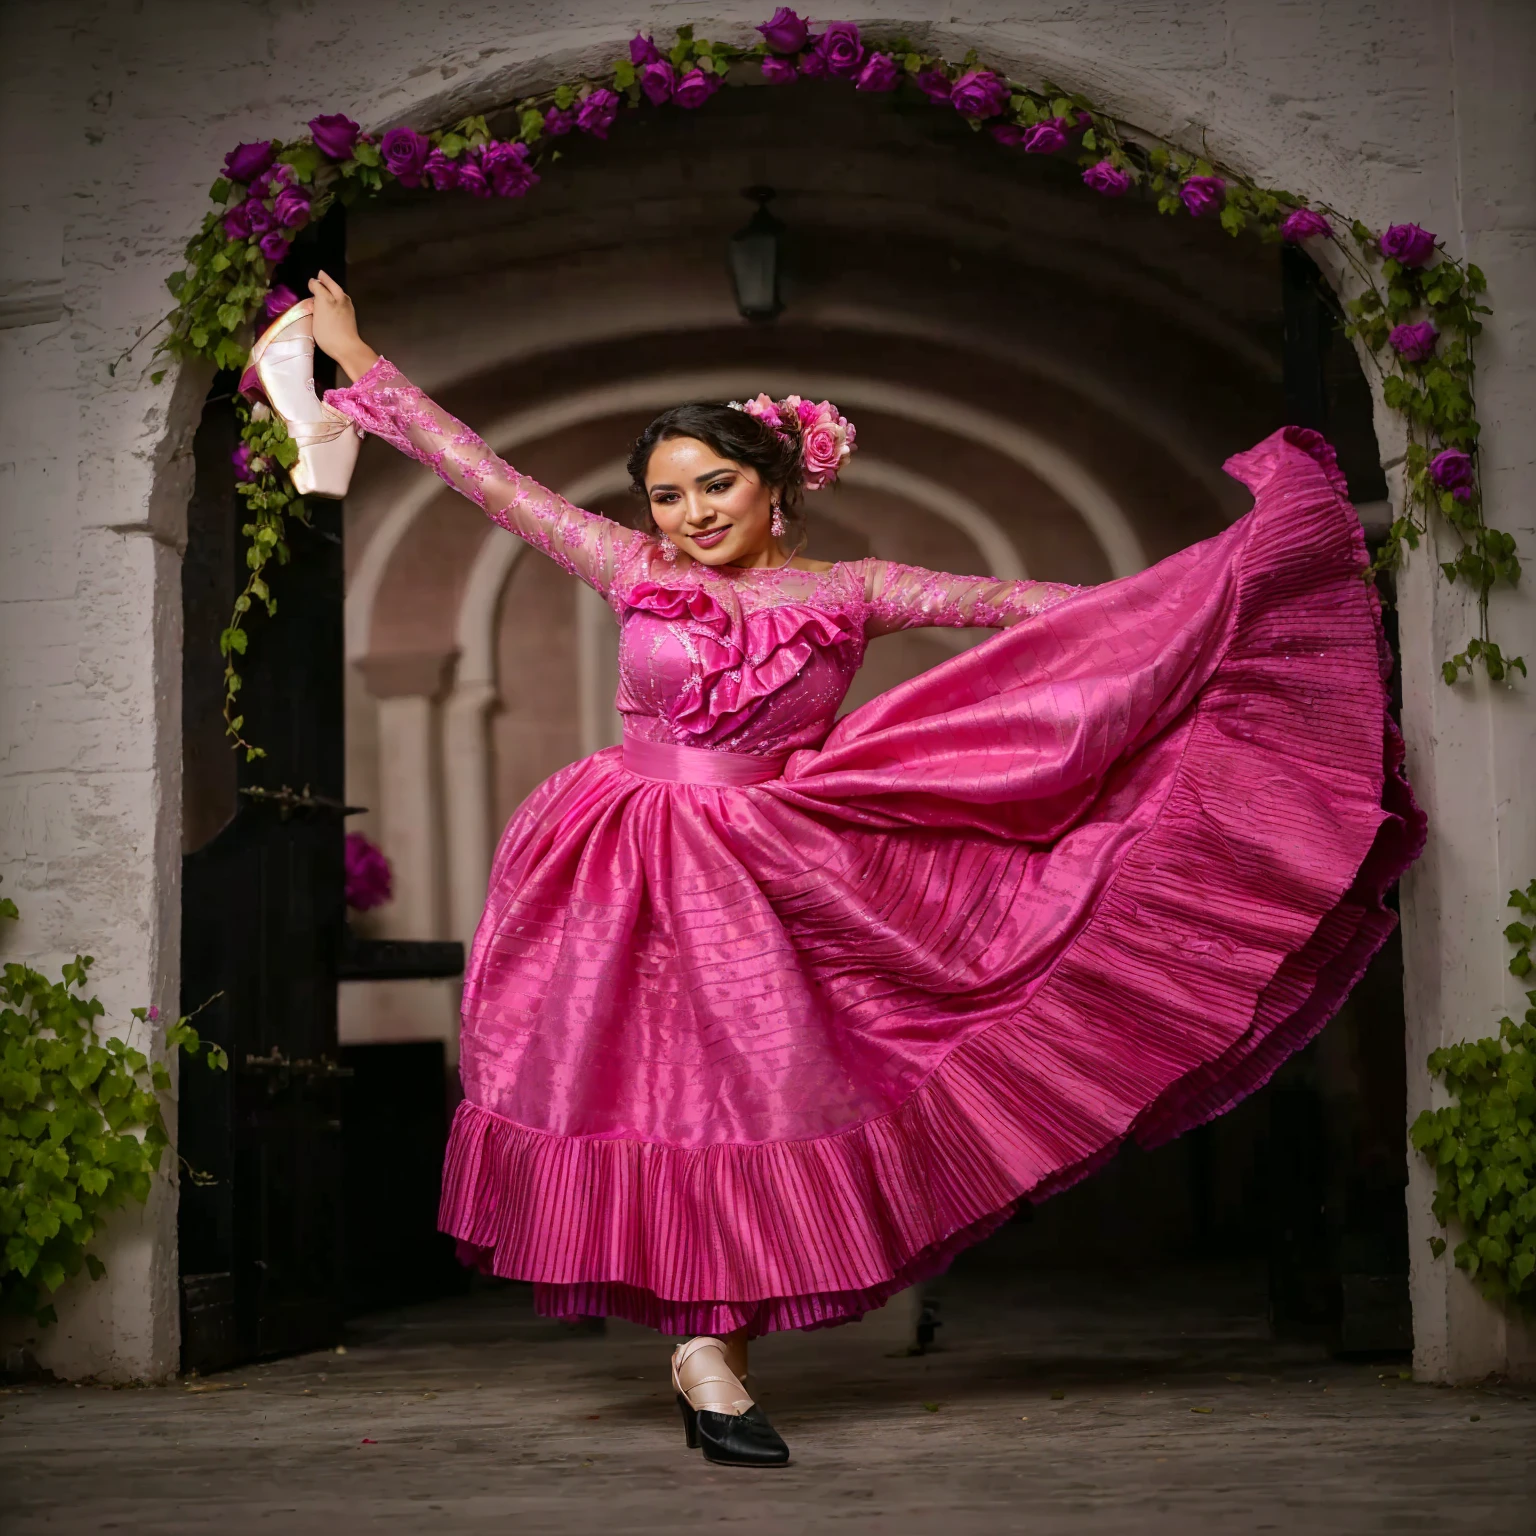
left=133, top=16, right=1521, bottom=759
left=0, top=898, right=227, bottom=1328
left=1411, top=878, right=1536, bottom=1306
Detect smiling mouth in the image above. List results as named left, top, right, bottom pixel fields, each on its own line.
left=689, top=526, right=731, bottom=549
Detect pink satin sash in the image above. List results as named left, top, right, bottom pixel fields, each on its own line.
left=623, top=735, right=788, bottom=786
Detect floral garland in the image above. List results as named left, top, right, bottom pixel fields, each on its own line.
left=147, top=13, right=1521, bottom=757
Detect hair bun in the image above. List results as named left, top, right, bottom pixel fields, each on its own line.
left=728, top=394, right=857, bottom=492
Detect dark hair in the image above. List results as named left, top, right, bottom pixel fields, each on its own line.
left=626, top=403, right=806, bottom=547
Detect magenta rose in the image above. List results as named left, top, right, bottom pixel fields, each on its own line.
left=990, top=123, right=1026, bottom=147
left=1022, top=117, right=1068, bottom=153
left=308, top=113, right=362, bottom=161
left=263, top=284, right=299, bottom=322
left=422, top=148, right=461, bottom=190
left=543, top=106, right=576, bottom=137
left=243, top=198, right=276, bottom=235
left=1082, top=160, right=1131, bottom=197
left=345, top=832, right=394, bottom=912
left=949, top=69, right=1010, bottom=120
left=815, top=21, right=864, bottom=78
left=913, top=66, right=952, bottom=103
left=640, top=59, right=676, bottom=105
left=855, top=53, right=900, bottom=92
left=273, top=185, right=310, bottom=228
left=1180, top=175, right=1226, bottom=217
left=1280, top=207, right=1331, bottom=242
left=222, top=203, right=253, bottom=242
left=258, top=229, right=292, bottom=262
left=1389, top=321, right=1439, bottom=362
left=251, top=163, right=295, bottom=199
left=629, top=32, right=662, bottom=66
left=761, top=55, right=798, bottom=84
left=482, top=141, right=538, bottom=198
left=222, top=140, right=277, bottom=183
left=757, top=6, right=810, bottom=54
left=1429, top=447, right=1474, bottom=502
left=797, top=43, right=827, bottom=77
left=231, top=443, right=257, bottom=482
left=672, top=69, right=719, bottom=110
left=380, top=126, right=432, bottom=186
left=457, top=151, right=491, bottom=198
left=1380, top=222, right=1437, bottom=268
left=577, top=87, right=619, bottom=139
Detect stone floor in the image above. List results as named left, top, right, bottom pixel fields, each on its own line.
left=3, top=1243, right=1533, bottom=1536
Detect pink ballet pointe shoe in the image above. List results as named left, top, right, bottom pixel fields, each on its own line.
left=240, top=297, right=361, bottom=499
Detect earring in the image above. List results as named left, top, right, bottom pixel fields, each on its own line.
left=770, top=501, right=785, bottom=539
left=660, top=538, right=678, bottom=564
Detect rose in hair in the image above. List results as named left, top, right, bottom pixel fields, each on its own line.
left=758, top=7, right=810, bottom=54
left=381, top=127, right=432, bottom=186
left=799, top=402, right=855, bottom=491
left=949, top=70, right=1010, bottom=120
left=1180, top=175, right=1226, bottom=217
left=640, top=59, right=677, bottom=105
left=577, top=87, right=620, bottom=139
left=739, top=394, right=785, bottom=431
left=1082, top=160, right=1131, bottom=196
left=222, top=141, right=277, bottom=183
left=1380, top=222, right=1437, bottom=267
left=308, top=113, right=362, bottom=161
left=1281, top=207, right=1331, bottom=242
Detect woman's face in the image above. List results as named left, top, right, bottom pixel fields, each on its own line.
left=645, top=436, right=779, bottom=567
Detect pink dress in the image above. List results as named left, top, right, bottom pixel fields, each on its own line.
left=327, top=361, right=1423, bottom=1337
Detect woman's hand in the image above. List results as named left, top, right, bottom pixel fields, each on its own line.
left=308, top=271, right=378, bottom=383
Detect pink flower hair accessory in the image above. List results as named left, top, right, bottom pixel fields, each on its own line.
left=729, top=393, right=858, bottom=492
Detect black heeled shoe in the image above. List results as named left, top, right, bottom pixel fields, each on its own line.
left=671, top=1338, right=790, bottom=1468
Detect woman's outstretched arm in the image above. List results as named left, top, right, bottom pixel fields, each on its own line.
left=310, top=273, right=643, bottom=596
left=861, top=558, right=1082, bottom=636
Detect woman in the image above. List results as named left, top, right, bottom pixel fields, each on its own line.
left=249, top=272, right=1420, bottom=1467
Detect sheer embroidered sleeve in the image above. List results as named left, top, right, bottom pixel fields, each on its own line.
left=861, top=559, right=1082, bottom=637
left=324, top=358, right=643, bottom=596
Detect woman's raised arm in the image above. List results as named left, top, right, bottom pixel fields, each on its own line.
left=861, top=559, right=1081, bottom=636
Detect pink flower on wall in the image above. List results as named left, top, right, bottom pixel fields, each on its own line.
left=1280, top=207, right=1331, bottom=242
left=345, top=832, right=394, bottom=912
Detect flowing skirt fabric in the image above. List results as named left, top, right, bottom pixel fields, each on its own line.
left=440, top=429, right=1423, bottom=1335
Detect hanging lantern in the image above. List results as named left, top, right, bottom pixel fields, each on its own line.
left=728, top=186, right=785, bottom=323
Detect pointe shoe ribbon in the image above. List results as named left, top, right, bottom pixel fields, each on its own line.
left=240, top=299, right=362, bottom=499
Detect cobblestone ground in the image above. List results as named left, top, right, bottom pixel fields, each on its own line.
left=4, top=1246, right=1532, bottom=1536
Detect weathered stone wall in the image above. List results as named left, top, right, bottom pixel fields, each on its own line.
left=1, top=0, right=1531, bottom=1382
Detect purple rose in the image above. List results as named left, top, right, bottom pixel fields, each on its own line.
left=308, top=112, right=362, bottom=161
left=913, top=66, right=952, bottom=104
left=577, top=87, right=619, bottom=139
left=761, top=55, right=798, bottom=84
left=259, top=229, right=292, bottom=263
left=672, top=68, right=719, bottom=110
left=855, top=53, right=900, bottom=92
left=243, top=198, right=276, bottom=235
left=1429, top=447, right=1475, bottom=502
left=640, top=59, right=677, bottom=105
left=482, top=140, right=538, bottom=199
left=344, top=832, right=394, bottom=912
left=815, top=21, right=864, bottom=78
left=222, top=140, right=277, bottom=183
left=1280, top=207, right=1331, bottom=243
left=629, top=32, right=662, bottom=66
left=797, top=43, right=827, bottom=77
left=991, top=123, right=1027, bottom=147
left=263, top=284, right=299, bottom=322
left=1180, top=175, right=1226, bottom=217
left=1082, top=160, right=1131, bottom=197
left=543, top=106, right=576, bottom=137
left=231, top=443, right=257, bottom=482
left=422, top=148, right=460, bottom=190
left=949, top=69, right=1010, bottom=120
left=757, top=6, right=810, bottom=54
left=1380, top=222, right=1437, bottom=268
left=273, top=185, right=310, bottom=229
left=1022, top=117, right=1068, bottom=154
left=457, top=151, right=491, bottom=198
left=380, top=126, right=432, bottom=186
left=1389, top=321, right=1439, bottom=362
left=222, top=203, right=253, bottom=242
left=251, top=162, right=295, bottom=199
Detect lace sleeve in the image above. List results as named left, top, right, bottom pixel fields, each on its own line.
left=862, top=559, right=1082, bottom=637
left=324, top=358, right=642, bottom=596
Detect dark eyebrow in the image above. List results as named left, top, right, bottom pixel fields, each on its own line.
left=647, top=467, right=737, bottom=494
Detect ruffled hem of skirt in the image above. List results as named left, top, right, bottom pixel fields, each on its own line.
left=439, top=429, right=1424, bottom=1336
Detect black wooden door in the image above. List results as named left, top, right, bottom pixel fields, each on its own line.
left=178, top=211, right=351, bottom=1373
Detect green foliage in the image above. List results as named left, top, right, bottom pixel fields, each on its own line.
left=154, top=22, right=1521, bottom=762
left=0, top=902, right=226, bottom=1327
left=1411, top=881, right=1536, bottom=1306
